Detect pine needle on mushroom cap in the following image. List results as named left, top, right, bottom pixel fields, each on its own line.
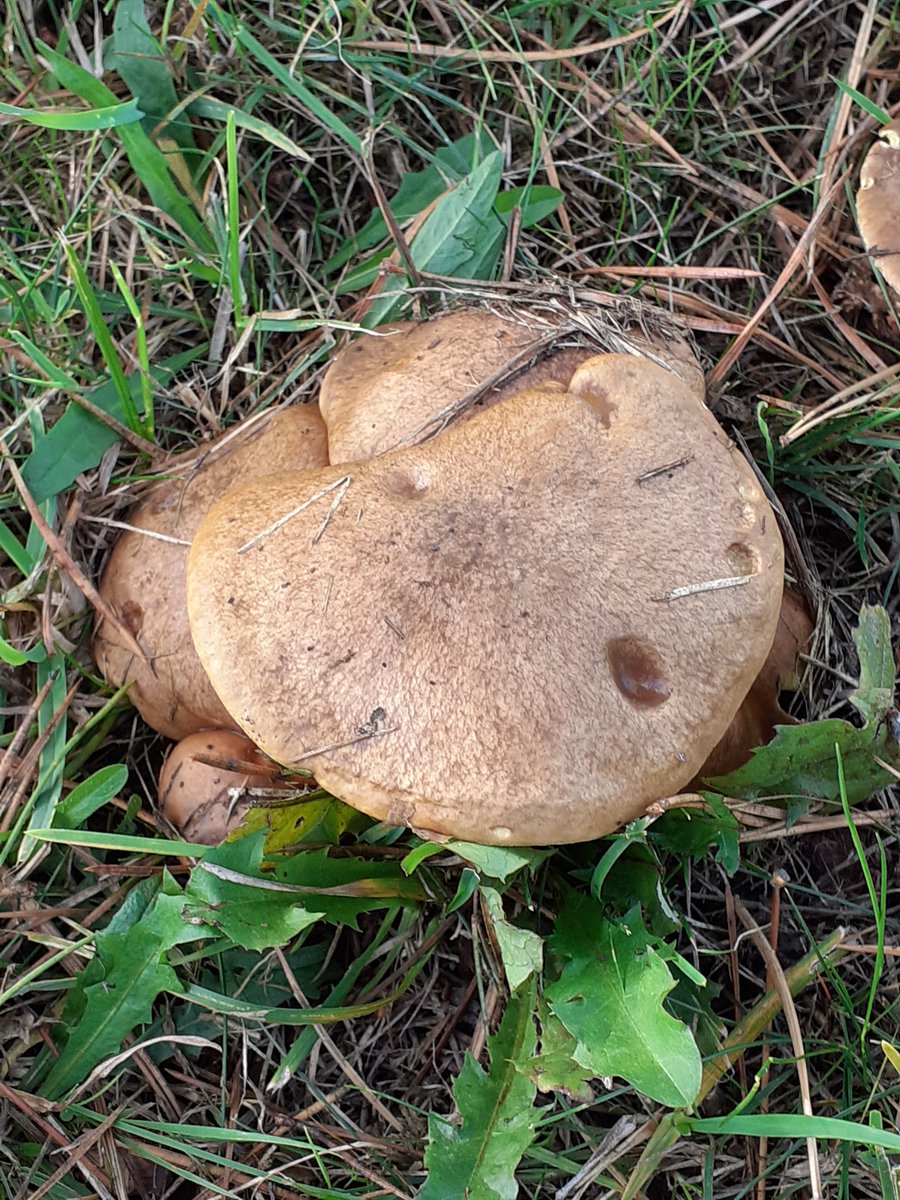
left=320, top=295, right=706, bottom=464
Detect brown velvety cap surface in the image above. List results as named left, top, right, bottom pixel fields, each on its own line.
left=320, top=308, right=705, bottom=466
left=95, top=406, right=328, bottom=739
left=857, top=119, right=900, bottom=293
left=188, top=356, right=783, bottom=845
left=320, top=309, right=582, bottom=463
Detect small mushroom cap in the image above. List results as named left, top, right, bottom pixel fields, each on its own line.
left=95, top=406, right=328, bottom=739
left=158, top=729, right=285, bottom=845
left=187, top=355, right=783, bottom=846
left=320, top=307, right=703, bottom=465
left=320, top=310, right=550, bottom=463
left=857, top=119, right=900, bottom=293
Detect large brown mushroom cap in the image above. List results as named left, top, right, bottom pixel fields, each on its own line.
left=857, top=119, right=900, bottom=294
left=187, top=355, right=782, bottom=845
left=95, top=406, right=328, bottom=739
left=319, top=306, right=704, bottom=465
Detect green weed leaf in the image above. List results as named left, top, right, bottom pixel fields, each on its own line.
left=495, top=184, right=563, bottom=228
left=410, top=150, right=504, bottom=275
left=481, top=887, right=543, bottom=990
left=0, top=637, right=47, bottom=666
left=107, top=0, right=195, bottom=151
left=40, top=879, right=185, bottom=1098
left=547, top=897, right=701, bottom=1108
left=850, top=603, right=896, bottom=725
left=420, top=980, right=538, bottom=1200
left=324, top=131, right=494, bottom=275
left=364, top=151, right=505, bottom=327
left=525, top=1004, right=594, bottom=1102
left=53, top=764, right=128, bottom=829
left=21, top=349, right=203, bottom=503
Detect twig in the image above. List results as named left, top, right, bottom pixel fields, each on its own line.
left=652, top=576, right=750, bottom=602
left=362, top=131, right=422, bottom=288
left=706, top=172, right=849, bottom=393
left=734, top=898, right=823, bottom=1200
left=1, top=442, right=149, bottom=665
left=346, top=2, right=686, bottom=62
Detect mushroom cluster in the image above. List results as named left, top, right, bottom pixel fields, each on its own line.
left=96, top=303, right=797, bottom=846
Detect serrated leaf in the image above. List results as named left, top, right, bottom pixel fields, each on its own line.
left=850, top=604, right=896, bottom=725
left=181, top=875, right=322, bottom=951
left=448, top=841, right=549, bottom=883
left=481, top=887, right=543, bottom=990
left=420, top=981, right=538, bottom=1200
left=269, top=843, right=426, bottom=926
left=709, top=604, right=898, bottom=803
left=41, top=878, right=186, bottom=1098
left=525, top=1003, right=594, bottom=1102
left=546, top=898, right=701, bottom=1108
left=649, top=795, right=740, bottom=875
left=705, top=717, right=896, bottom=803
left=238, top=793, right=370, bottom=852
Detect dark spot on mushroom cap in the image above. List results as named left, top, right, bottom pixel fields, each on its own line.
left=607, top=637, right=671, bottom=708
left=122, top=601, right=143, bottom=636
left=725, top=542, right=761, bottom=577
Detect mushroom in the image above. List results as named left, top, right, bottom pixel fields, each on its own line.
left=158, top=729, right=293, bottom=844
left=185, top=354, right=783, bottom=846
left=698, top=588, right=814, bottom=779
left=319, top=306, right=704, bottom=464
left=95, top=406, right=328, bottom=739
left=857, top=119, right=900, bottom=294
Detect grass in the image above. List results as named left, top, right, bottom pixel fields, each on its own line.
left=2, top=0, right=900, bottom=1197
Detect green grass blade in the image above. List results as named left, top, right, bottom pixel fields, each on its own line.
left=0, top=96, right=144, bottom=130
left=690, top=1113, right=900, bottom=1153
left=61, top=241, right=142, bottom=434
left=108, top=262, right=154, bottom=437
left=40, top=43, right=215, bottom=255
